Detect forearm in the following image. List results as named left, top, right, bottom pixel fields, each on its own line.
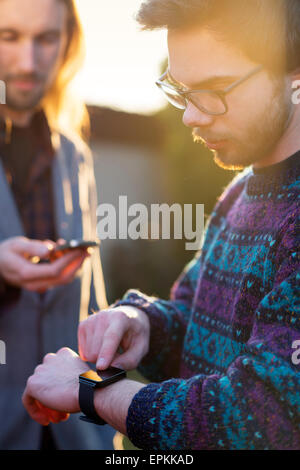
left=93, top=379, right=145, bottom=436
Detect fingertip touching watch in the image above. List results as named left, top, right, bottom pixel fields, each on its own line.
left=79, top=367, right=126, bottom=425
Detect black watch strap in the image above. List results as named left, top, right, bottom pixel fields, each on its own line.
left=79, top=381, right=106, bottom=425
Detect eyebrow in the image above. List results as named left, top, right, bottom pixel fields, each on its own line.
left=167, top=69, right=240, bottom=90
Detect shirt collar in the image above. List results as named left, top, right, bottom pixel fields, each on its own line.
left=0, top=110, right=54, bottom=158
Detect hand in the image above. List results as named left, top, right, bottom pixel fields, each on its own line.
left=22, top=348, right=89, bottom=426
left=78, top=306, right=150, bottom=371
left=0, top=236, right=89, bottom=293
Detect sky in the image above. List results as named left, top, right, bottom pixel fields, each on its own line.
left=73, top=0, right=168, bottom=115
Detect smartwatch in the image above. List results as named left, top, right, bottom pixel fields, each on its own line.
left=79, top=367, right=126, bottom=425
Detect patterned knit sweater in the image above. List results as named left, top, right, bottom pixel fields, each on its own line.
left=114, top=151, right=300, bottom=450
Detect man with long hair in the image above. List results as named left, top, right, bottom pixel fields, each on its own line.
left=0, top=0, right=113, bottom=449
left=23, top=0, right=299, bottom=450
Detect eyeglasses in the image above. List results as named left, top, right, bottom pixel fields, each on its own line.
left=156, top=65, right=263, bottom=116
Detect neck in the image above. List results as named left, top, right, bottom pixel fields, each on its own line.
left=0, top=105, right=35, bottom=128
left=253, top=106, right=300, bottom=170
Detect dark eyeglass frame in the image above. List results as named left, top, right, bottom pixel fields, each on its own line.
left=155, top=64, right=263, bottom=115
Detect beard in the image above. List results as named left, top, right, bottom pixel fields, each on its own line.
left=4, top=73, right=47, bottom=111
left=5, top=90, right=45, bottom=111
left=192, top=80, right=292, bottom=170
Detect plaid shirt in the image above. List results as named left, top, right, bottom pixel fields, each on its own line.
left=0, top=111, right=57, bottom=241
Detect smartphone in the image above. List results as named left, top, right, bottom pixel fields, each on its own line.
left=54, top=240, right=99, bottom=252
left=31, top=240, right=99, bottom=264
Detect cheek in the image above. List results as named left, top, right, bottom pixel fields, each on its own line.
left=0, top=44, right=18, bottom=76
left=225, top=87, right=271, bottom=135
left=38, top=44, right=63, bottom=70
left=37, top=33, right=68, bottom=73
left=228, top=91, right=258, bottom=116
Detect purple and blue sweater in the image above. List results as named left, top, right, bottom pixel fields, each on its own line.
left=114, top=151, right=300, bottom=450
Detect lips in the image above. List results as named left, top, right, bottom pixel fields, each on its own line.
left=12, top=80, right=39, bottom=91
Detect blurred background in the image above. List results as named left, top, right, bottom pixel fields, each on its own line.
left=74, top=0, right=237, bottom=306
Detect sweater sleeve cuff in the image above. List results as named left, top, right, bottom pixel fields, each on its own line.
left=126, top=382, right=161, bottom=450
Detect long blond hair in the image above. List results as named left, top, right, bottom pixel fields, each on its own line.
left=42, top=0, right=89, bottom=141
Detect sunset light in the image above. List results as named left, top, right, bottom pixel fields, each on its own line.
left=74, top=0, right=168, bottom=114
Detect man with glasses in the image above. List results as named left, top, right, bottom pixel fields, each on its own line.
left=22, top=0, right=300, bottom=450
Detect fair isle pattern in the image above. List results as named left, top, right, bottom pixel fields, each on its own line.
left=113, top=151, right=300, bottom=450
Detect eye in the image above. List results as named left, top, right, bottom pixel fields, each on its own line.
left=0, top=31, right=19, bottom=42
left=37, top=32, right=61, bottom=45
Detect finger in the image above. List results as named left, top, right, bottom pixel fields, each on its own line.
left=19, top=252, right=88, bottom=291
left=111, top=333, right=146, bottom=370
left=57, top=254, right=88, bottom=284
left=24, top=254, right=87, bottom=291
left=47, top=408, right=69, bottom=423
left=78, top=321, right=88, bottom=361
left=84, top=316, right=107, bottom=364
left=21, top=250, right=86, bottom=283
left=110, top=342, right=143, bottom=371
left=35, top=400, right=68, bottom=424
left=22, top=391, right=50, bottom=426
left=13, top=238, right=54, bottom=259
left=50, top=257, right=88, bottom=288
left=78, top=320, right=97, bottom=363
left=96, top=324, right=124, bottom=369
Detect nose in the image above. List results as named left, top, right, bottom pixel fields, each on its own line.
left=17, top=39, right=36, bottom=73
left=182, top=101, right=215, bottom=129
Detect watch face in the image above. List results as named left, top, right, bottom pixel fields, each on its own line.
left=79, top=367, right=126, bottom=386
left=80, top=370, right=103, bottom=383
left=97, top=367, right=126, bottom=381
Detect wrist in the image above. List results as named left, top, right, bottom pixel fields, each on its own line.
left=73, top=381, right=81, bottom=413
left=93, top=379, right=145, bottom=435
left=78, top=367, right=127, bottom=425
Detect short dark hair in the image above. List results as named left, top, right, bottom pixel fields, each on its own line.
left=136, top=0, right=300, bottom=73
